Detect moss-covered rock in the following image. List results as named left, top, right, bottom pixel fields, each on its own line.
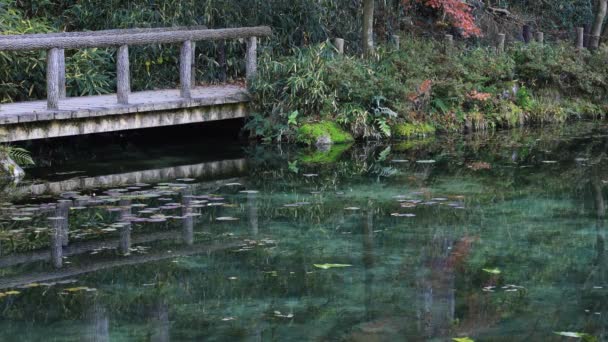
left=392, top=123, right=436, bottom=138
left=296, top=121, right=354, bottom=146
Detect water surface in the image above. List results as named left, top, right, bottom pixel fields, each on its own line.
left=0, top=123, right=607, bottom=341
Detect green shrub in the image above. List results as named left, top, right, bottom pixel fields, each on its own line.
left=249, top=38, right=608, bottom=142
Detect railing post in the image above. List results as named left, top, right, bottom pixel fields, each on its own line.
left=117, top=45, right=130, bottom=105
left=46, top=48, right=60, bottom=110
left=58, top=49, right=66, bottom=98
left=246, top=36, right=258, bottom=81
left=191, top=42, right=196, bottom=88
left=180, top=40, right=193, bottom=98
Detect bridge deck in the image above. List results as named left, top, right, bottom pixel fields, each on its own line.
left=0, top=85, right=249, bottom=124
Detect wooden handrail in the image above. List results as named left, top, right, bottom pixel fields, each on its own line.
left=0, top=26, right=271, bottom=110
left=0, top=26, right=271, bottom=50
left=0, top=25, right=208, bottom=40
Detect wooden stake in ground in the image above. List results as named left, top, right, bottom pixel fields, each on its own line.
left=536, top=32, right=544, bottom=45
left=497, top=33, right=506, bottom=53
left=522, top=25, right=531, bottom=44
left=333, top=38, right=345, bottom=54
left=576, top=27, right=585, bottom=50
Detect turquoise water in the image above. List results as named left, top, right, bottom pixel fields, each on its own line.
left=0, top=123, right=607, bottom=341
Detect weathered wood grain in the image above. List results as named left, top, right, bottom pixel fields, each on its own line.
left=180, top=40, right=193, bottom=98
left=246, top=37, right=257, bottom=80
left=46, top=48, right=60, bottom=110
left=117, top=45, right=130, bottom=104
left=0, top=26, right=271, bottom=51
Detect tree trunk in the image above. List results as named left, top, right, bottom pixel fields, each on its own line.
left=590, top=0, right=608, bottom=49
left=362, top=0, right=375, bottom=55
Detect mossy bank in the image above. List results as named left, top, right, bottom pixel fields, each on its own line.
left=247, top=39, right=608, bottom=144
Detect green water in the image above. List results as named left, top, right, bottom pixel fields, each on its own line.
left=0, top=123, right=607, bottom=341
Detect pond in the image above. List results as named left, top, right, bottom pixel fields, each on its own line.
left=0, top=122, right=606, bottom=341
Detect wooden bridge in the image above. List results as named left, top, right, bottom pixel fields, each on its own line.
left=0, top=26, right=271, bottom=142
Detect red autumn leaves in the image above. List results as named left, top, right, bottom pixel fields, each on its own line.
left=403, top=0, right=482, bottom=38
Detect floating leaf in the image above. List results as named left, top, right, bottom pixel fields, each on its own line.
left=216, top=217, right=239, bottom=221
left=391, top=213, right=416, bottom=217
left=482, top=268, right=501, bottom=275
left=314, top=264, right=352, bottom=270
left=11, top=217, right=32, bottom=221
left=274, top=311, right=294, bottom=318
left=64, top=286, right=96, bottom=293
left=554, top=332, right=592, bottom=339
left=453, top=338, right=474, bottom=342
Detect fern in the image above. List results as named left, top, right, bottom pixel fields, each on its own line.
left=375, top=118, right=392, bottom=137
left=0, top=146, right=35, bottom=166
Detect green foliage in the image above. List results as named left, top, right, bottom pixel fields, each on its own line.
left=296, top=121, right=354, bottom=146
left=0, top=2, right=52, bottom=103
left=393, top=123, right=435, bottom=138
left=515, top=86, right=532, bottom=111
left=250, top=38, right=608, bottom=141
left=0, top=146, right=35, bottom=166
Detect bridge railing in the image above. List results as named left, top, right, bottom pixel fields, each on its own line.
left=0, top=26, right=272, bottom=110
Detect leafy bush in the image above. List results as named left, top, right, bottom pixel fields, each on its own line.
left=248, top=38, right=608, bottom=142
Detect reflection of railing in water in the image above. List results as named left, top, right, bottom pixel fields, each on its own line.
left=7, top=158, right=247, bottom=199
left=0, top=240, right=244, bottom=290
left=0, top=176, right=261, bottom=290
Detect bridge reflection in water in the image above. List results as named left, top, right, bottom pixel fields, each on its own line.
left=0, top=156, right=262, bottom=340
left=0, top=157, right=255, bottom=282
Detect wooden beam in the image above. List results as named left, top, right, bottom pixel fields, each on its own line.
left=0, top=25, right=208, bottom=41
left=0, top=26, right=272, bottom=51
left=58, top=49, right=66, bottom=98
left=246, top=37, right=257, bottom=81
left=191, top=42, right=197, bottom=87
left=180, top=40, right=193, bottom=98
left=117, top=45, right=130, bottom=104
left=46, top=48, right=60, bottom=110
